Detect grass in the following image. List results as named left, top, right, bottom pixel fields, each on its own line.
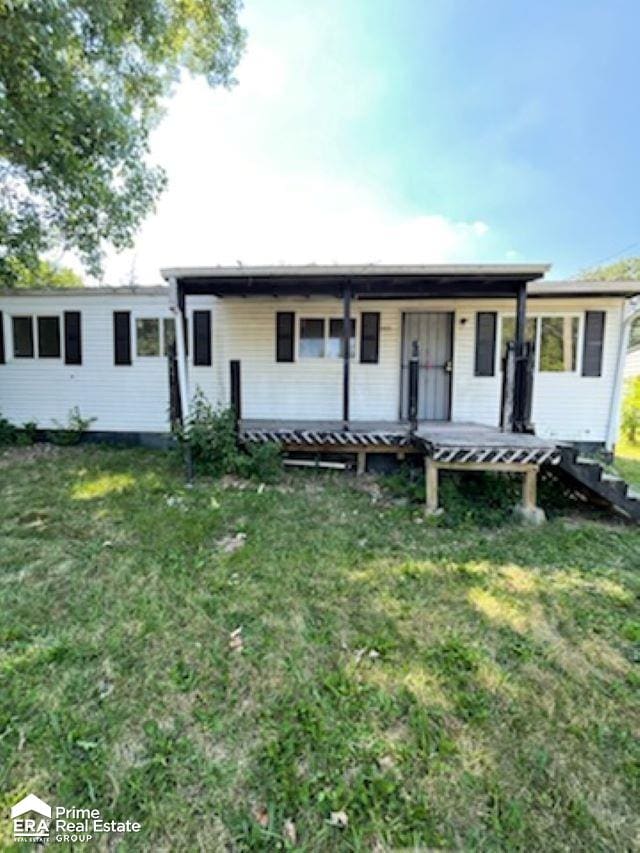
left=615, top=437, right=640, bottom=491
left=1, top=445, right=639, bottom=850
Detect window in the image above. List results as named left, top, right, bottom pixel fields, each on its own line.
left=37, top=316, right=61, bottom=358
left=298, top=317, right=358, bottom=359
left=163, top=318, right=175, bottom=356
left=299, top=318, right=325, bottom=358
left=501, top=316, right=537, bottom=359
left=136, top=318, right=160, bottom=356
left=13, top=316, right=34, bottom=358
left=328, top=318, right=356, bottom=358
left=539, top=317, right=579, bottom=372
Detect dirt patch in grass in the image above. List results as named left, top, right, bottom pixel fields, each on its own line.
left=0, top=446, right=639, bottom=850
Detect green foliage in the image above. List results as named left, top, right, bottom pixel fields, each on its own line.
left=180, top=389, right=282, bottom=481
left=384, top=463, right=521, bottom=526
left=580, top=256, right=640, bottom=281
left=236, top=441, right=283, bottom=484
left=621, top=376, right=640, bottom=444
left=384, top=462, right=578, bottom=526
left=0, top=415, right=37, bottom=446
left=180, top=391, right=240, bottom=478
left=49, top=407, right=96, bottom=445
left=11, top=260, right=83, bottom=289
left=0, top=415, right=18, bottom=446
left=0, top=1, right=245, bottom=284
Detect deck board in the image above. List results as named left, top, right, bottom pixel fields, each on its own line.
left=238, top=419, right=561, bottom=463
left=240, top=419, right=410, bottom=435
left=415, top=421, right=557, bottom=449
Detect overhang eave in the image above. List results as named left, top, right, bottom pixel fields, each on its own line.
left=175, top=274, right=538, bottom=300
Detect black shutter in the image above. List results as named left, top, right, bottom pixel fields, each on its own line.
left=0, top=312, right=4, bottom=364
left=582, top=311, right=605, bottom=376
left=276, top=312, right=294, bottom=362
left=64, top=311, right=82, bottom=364
left=12, top=316, right=34, bottom=357
left=193, top=310, right=212, bottom=366
left=475, top=312, right=497, bottom=376
left=113, top=311, right=131, bottom=365
left=37, top=316, right=61, bottom=357
left=360, top=312, right=380, bottom=363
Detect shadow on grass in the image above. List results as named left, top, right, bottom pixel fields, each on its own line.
left=0, top=447, right=638, bottom=850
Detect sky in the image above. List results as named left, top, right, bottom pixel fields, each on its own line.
left=96, top=0, right=640, bottom=285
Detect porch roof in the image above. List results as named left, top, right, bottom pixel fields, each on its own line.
left=161, top=263, right=550, bottom=299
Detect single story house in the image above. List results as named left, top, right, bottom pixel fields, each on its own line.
left=1, top=264, right=639, bottom=517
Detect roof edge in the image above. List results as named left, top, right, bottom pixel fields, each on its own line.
left=0, top=285, right=168, bottom=297
left=161, top=263, right=551, bottom=280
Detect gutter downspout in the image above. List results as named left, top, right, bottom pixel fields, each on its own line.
left=169, top=276, right=190, bottom=424
left=605, top=295, right=640, bottom=451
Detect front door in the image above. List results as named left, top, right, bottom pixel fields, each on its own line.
left=401, top=312, right=454, bottom=420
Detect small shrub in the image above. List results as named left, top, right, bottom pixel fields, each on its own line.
left=178, top=390, right=240, bottom=477
left=0, top=415, right=18, bottom=446
left=15, top=420, right=38, bottom=446
left=237, top=441, right=282, bottom=483
left=49, top=407, right=96, bottom=446
left=178, top=389, right=282, bottom=481
left=383, top=464, right=424, bottom=503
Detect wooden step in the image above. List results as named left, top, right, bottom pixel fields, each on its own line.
left=556, top=453, right=640, bottom=522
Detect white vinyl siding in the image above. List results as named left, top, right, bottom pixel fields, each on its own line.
left=0, top=289, right=627, bottom=443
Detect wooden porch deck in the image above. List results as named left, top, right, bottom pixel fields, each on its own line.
left=239, top=419, right=560, bottom=520
left=239, top=419, right=561, bottom=465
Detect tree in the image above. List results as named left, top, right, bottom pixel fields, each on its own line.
left=12, top=259, right=83, bottom=289
left=580, top=256, right=640, bottom=281
left=580, top=256, right=640, bottom=348
left=0, top=1, right=245, bottom=287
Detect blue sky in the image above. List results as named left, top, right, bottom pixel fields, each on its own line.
left=101, top=0, right=640, bottom=284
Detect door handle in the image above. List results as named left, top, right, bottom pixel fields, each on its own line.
left=444, top=360, right=452, bottom=373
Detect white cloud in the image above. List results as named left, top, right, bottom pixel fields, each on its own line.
left=97, top=9, right=492, bottom=285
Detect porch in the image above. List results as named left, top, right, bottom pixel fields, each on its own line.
left=239, top=418, right=560, bottom=519
left=239, top=418, right=559, bottom=462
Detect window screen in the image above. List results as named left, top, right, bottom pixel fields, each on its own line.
left=299, top=318, right=325, bottom=358
left=327, top=318, right=356, bottom=358
left=136, top=318, right=160, bottom=356
left=539, top=317, right=579, bottom=372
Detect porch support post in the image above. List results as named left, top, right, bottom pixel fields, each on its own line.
left=169, top=276, right=190, bottom=424
left=512, top=282, right=527, bottom=432
left=425, top=456, right=439, bottom=515
left=342, top=283, right=351, bottom=428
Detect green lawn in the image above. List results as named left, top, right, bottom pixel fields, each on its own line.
left=1, top=446, right=639, bottom=850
